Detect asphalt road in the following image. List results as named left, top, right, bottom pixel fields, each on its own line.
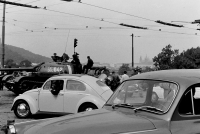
left=0, top=88, right=62, bottom=134
left=0, top=88, right=31, bottom=133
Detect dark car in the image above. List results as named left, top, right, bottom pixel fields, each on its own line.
left=4, top=69, right=200, bottom=134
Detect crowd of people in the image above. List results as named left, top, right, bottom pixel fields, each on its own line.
left=51, top=53, right=135, bottom=92
left=103, top=71, right=130, bottom=92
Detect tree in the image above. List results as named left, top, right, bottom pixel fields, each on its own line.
left=173, top=55, right=196, bottom=69
left=5, top=59, right=18, bottom=68
left=173, top=47, right=200, bottom=69
left=19, top=60, right=32, bottom=67
left=153, top=44, right=179, bottom=70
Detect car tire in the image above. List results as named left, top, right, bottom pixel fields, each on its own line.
left=14, top=100, right=31, bottom=118
left=78, top=103, right=98, bottom=112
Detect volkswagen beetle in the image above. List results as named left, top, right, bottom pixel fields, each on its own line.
left=11, top=74, right=113, bottom=118
left=4, top=69, right=200, bottom=134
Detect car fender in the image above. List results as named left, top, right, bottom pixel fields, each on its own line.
left=11, top=94, right=39, bottom=114
left=75, top=95, right=105, bottom=112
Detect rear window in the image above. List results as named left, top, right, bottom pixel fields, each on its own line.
left=66, top=80, right=86, bottom=91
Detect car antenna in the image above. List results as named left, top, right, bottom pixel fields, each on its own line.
left=64, top=29, right=70, bottom=54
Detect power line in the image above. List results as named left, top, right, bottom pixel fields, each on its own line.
left=2, top=2, right=199, bottom=37
left=0, top=0, right=39, bottom=8
left=79, top=1, right=155, bottom=22
left=73, top=1, right=199, bottom=31
left=5, top=0, right=41, bottom=10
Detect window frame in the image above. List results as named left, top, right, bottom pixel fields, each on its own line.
left=42, top=79, right=64, bottom=91
left=107, top=79, right=179, bottom=114
left=172, top=83, right=200, bottom=121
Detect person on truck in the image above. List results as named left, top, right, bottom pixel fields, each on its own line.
left=82, top=56, right=93, bottom=74
left=71, top=54, right=82, bottom=74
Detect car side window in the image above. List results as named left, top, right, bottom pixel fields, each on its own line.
left=43, top=81, right=51, bottom=90
left=179, top=86, right=200, bottom=115
left=66, top=80, right=86, bottom=91
left=43, top=80, right=64, bottom=90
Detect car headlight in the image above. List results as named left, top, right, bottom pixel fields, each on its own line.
left=4, top=120, right=16, bottom=134
left=7, top=125, right=16, bottom=134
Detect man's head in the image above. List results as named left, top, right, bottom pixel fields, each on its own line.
left=124, top=71, right=127, bottom=74
left=87, top=56, right=90, bottom=59
left=54, top=53, right=57, bottom=56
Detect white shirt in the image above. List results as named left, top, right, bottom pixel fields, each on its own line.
left=120, top=74, right=129, bottom=83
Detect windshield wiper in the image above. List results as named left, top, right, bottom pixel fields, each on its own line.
left=133, top=106, right=164, bottom=113
left=112, top=103, right=135, bottom=109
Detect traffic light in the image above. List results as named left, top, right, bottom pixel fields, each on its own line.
left=74, top=38, right=78, bottom=48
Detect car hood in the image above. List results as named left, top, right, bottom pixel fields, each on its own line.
left=18, top=109, right=156, bottom=134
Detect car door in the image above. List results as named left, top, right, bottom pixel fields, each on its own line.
left=170, top=85, right=200, bottom=134
left=64, top=79, right=88, bottom=113
left=38, top=79, right=65, bottom=112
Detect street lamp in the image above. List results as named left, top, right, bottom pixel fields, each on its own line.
left=131, top=34, right=140, bottom=68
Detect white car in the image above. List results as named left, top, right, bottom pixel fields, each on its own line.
left=11, top=74, right=113, bottom=118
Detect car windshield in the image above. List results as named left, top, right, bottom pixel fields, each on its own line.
left=106, top=79, right=178, bottom=113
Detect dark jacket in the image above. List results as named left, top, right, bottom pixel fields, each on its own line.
left=87, top=58, right=93, bottom=68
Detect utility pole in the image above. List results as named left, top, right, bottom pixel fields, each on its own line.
left=0, top=1, right=38, bottom=68
left=2, top=0, right=6, bottom=68
left=131, top=34, right=140, bottom=68
left=131, top=34, right=134, bottom=68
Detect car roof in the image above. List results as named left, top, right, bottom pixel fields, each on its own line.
left=129, top=69, right=200, bottom=89
left=49, top=74, right=106, bottom=94
left=51, top=74, right=98, bottom=83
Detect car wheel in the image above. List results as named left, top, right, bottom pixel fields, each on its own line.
left=78, top=103, right=98, bottom=112
left=20, top=81, right=31, bottom=93
left=14, top=100, right=31, bottom=118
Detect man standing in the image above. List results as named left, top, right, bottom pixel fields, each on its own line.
left=71, top=54, right=82, bottom=74
left=110, top=71, right=121, bottom=91
left=82, top=56, right=93, bottom=74
left=51, top=53, right=62, bottom=62
left=120, top=71, right=129, bottom=83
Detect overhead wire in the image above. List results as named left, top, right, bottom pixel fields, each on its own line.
left=5, top=21, right=200, bottom=37
left=2, top=1, right=200, bottom=37
left=43, top=7, right=199, bottom=36
left=4, top=0, right=41, bottom=13
left=80, top=1, right=155, bottom=22
left=5, top=0, right=199, bottom=32
left=77, top=1, right=199, bottom=31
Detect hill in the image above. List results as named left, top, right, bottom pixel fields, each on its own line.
left=0, top=44, right=52, bottom=63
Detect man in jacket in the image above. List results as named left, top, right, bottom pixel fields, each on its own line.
left=82, top=56, right=93, bottom=74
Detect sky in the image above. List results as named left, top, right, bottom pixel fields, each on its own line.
left=0, top=0, right=200, bottom=64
